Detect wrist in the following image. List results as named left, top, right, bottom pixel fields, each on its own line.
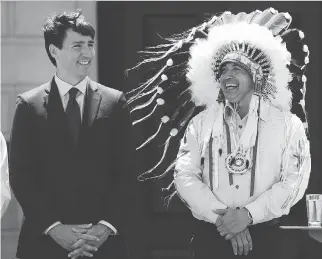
left=243, top=208, right=253, bottom=225
left=98, top=223, right=113, bottom=235
left=48, top=223, right=63, bottom=236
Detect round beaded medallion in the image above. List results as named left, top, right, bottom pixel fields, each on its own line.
left=225, top=152, right=252, bottom=174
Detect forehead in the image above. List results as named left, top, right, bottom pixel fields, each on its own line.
left=221, top=61, right=242, bottom=69
left=63, top=29, right=94, bottom=44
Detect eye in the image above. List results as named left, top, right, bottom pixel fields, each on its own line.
left=220, top=66, right=227, bottom=74
left=73, top=45, right=81, bottom=49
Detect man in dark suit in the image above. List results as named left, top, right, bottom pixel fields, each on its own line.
left=9, top=10, right=138, bottom=259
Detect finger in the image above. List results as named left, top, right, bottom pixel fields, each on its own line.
left=236, top=234, right=244, bottom=255
left=225, top=233, right=234, bottom=240
left=217, top=226, right=230, bottom=236
left=245, top=228, right=253, bottom=251
left=217, top=225, right=226, bottom=233
left=72, top=239, right=86, bottom=249
left=72, top=228, right=88, bottom=234
left=77, top=223, right=92, bottom=229
left=215, top=216, right=223, bottom=227
left=69, top=248, right=94, bottom=258
left=68, top=248, right=84, bottom=258
left=217, top=225, right=224, bottom=232
left=230, top=238, right=238, bottom=256
left=77, top=233, right=100, bottom=241
left=79, top=249, right=94, bottom=257
left=82, top=243, right=98, bottom=252
left=214, top=209, right=228, bottom=215
left=240, top=231, right=249, bottom=255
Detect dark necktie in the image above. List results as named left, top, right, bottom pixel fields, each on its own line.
left=66, top=87, right=81, bottom=146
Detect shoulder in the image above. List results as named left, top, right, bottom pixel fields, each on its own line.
left=89, top=80, right=124, bottom=103
left=191, top=108, right=214, bottom=125
left=19, top=82, right=50, bottom=104
left=190, top=107, right=220, bottom=129
left=263, top=104, right=305, bottom=131
left=273, top=108, right=307, bottom=142
left=188, top=107, right=220, bottom=142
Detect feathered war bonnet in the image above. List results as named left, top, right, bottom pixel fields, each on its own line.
left=126, top=8, right=309, bottom=180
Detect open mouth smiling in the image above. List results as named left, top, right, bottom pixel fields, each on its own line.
left=225, top=83, right=238, bottom=90
left=78, top=60, right=91, bottom=65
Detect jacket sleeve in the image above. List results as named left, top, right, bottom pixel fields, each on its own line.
left=9, top=97, right=61, bottom=234
left=245, top=116, right=311, bottom=224
left=174, top=119, right=227, bottom=225
left=99, top=92, right=138, bottom=234
left=1, top=132, right=11, bottom=218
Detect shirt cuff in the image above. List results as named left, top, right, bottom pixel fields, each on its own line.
left=44, top=221, right=62, bottom=235
left=98, top=220, right=117, bottom=235
left=245, top=202, right=263, bottom=225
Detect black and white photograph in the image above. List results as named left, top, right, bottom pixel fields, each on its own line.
left=1, top=1, right=322, bottom=259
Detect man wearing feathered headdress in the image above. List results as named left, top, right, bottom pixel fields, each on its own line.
left=128, top=8, right=311, bottom=259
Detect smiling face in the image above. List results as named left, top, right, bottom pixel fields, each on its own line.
left=50, top=29, right=95, bottom=85
left=219, top=62, right=254, bottom=107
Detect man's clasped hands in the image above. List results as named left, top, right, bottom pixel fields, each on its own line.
left=48, top=223, right=113, bottom=259
left=215, top=207, right=253, bottom=256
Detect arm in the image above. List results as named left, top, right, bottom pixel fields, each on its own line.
left=245, top=116, right=311, bottom=224
left=99, top=93, right=137, bottom=234
left=174, top=119, right=227, bottom=225
left=1, top=132, right=11, bottom=218
left=9, top=97, right=61, bottom=234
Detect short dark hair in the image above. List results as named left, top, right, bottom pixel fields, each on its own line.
left=43, top=9, right=95, bottom=66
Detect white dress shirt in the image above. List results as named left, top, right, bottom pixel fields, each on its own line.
left=44, top=75, right=117, bottom=235
left=1, top=131, right=11, bottom=218
left=174, top=101, right=311, bottom=225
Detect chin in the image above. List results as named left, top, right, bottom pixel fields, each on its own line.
left=224, top=95, right=239, bottom=104
left=77, top=71, right=89, bottom=77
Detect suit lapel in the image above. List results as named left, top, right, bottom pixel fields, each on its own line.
left=46, top=78, right=74, bottom=148
left=78, top=80, right=102, bottom=152
left=44, top=78, right=102, bottom=151
left=42, top=83, right=50, bottom=121
left=83, top=80, right=102, bottom=128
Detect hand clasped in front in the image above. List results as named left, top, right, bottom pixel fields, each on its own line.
left=214, top=208, right=253, bottom=256
left=49, top=223, right=112, bottom=259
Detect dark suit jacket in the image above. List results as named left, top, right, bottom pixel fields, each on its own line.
left=9, top=78, right=138, bottom=259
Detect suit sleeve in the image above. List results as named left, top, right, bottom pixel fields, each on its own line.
left=1, top=132, right=11, bottom=218
left=99, top=93, right=138, bottom=233
left=9, top=97, right=61, bottom=234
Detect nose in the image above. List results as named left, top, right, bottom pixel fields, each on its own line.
left=220, top=69, right=234, bottom=80
left=82, top=46, right=94, bottom=58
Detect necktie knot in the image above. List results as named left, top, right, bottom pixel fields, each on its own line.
left=69, top=87, right=79, bottom=99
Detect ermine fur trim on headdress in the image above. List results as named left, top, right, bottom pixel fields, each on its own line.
left=187, top=23, right=292, bottom=110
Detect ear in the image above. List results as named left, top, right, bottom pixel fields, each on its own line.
left=49, top=44, right=59, bottom=61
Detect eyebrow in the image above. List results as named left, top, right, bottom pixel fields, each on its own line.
left=72, top=40, right=95, bottom=44
left=222, top=63, right=241, bottom=69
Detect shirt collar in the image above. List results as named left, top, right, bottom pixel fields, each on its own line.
left=224, top=98, right=268, bottom=122
left=54, top=75, right=89, bottom=98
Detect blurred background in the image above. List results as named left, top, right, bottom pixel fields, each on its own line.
left=1, top=1, right=322, bottom=259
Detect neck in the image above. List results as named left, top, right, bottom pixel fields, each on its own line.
left=237, top=103, right=249, bottom=119
left=56, top=70, right=85, bottom=86
left=236, top=91, right=254, bottom=119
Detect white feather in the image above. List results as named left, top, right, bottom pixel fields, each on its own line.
left=186, top=23, right=292, bottom=111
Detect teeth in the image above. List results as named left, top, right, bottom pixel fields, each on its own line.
left=79, top=61, right=90, bottom=65
left=225, top=83, right=237, bottom=87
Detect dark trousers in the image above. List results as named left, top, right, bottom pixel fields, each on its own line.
left=297, top=233, right=322, bottom=259
left=190, top=219, right=307, bottom=259
left=19, top=235, right=128, bottom=259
